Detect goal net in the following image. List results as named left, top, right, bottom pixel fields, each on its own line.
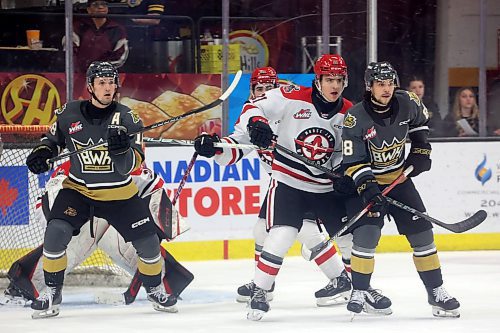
left=0, top=125, right=127, bottom=284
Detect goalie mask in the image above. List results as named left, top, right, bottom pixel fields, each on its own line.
left=364, top=61, right=400, bottom=91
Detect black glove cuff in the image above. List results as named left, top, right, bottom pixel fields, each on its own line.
left=357, top=177, right=381, bottom=200
left=410, top=142, right=431, bottom=156
left=32, top=145, right=54, bottom=157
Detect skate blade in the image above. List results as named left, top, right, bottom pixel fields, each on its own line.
left=236, top=295, right=250, bottom=303
left=247, top=309, right=266, bottom=321
left=31, top=306, right=60, bottom=319
left=0, top=296, right=29, bottom=307
left=152, top=303, right=178, bottom=313
left=364, top=304, right=392, bottom=315
left=316, top=291, right=350, bottom=307
left=432, top=306, right=460, bottom=318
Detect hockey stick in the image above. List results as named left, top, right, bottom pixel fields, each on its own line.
left=143, top=137, right=261, bottom=150
left=272, top=141, right=487, bottom=232
left=385, top=197, right=487, bottom=233
left=302, top=166, right=412, bottom=261
left=172, top=151, right=197, bottom=206
left=329, top=166, right=414, bottom=241
left=48, top=70, right=243, bottom=163
left=122, top=152, right=198, bottom=304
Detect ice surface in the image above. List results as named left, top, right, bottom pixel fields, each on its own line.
left=1, top=251, right=499, bottom=333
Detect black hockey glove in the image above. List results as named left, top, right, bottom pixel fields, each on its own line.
left=26, top=145, right=54, bottom=174
left=107, top=125, right=130, bottom=156
left=333, top=175, right=357, bottom=196
left=194, top=133, right=222, bottom=158
left=357, top=178, right=388, bottom=217
left=405, top=142, right=432, bottom=177
left=247, top=116, right=273, bottom=149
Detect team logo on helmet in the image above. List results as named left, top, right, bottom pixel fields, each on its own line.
left=250, top=67, right=278, bottom=86
left=294, top=127, right=335, bottom=165
left=343, top=113, right=357, bottom=128
left=364, top=61, right=399, bottom=90
left=86, top=61, right=120, bottom=86
left=314, top=55, right=347, bottom=78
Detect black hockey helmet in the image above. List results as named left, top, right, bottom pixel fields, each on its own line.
left=364, top=61, right=399, bottom=90
left=86, top=61, right=120, bottom=87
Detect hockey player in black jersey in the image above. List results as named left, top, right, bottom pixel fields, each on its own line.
left=341, top=61, right=460, bottom=318
left=25, top=61, right=177, bottom=318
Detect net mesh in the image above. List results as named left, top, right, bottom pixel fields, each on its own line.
left=0, top=126, right=124, bottom=279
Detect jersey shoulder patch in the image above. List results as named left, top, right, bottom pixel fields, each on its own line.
left=403, top=90, right=421, bottom=107
left=343, top=112, right=357, bottom=128
left=128, top=109, right=141, bottom=123
left=54, top=103, right=67, bottom=115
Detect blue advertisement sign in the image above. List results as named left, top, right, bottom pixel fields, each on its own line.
left=227, top=73, right=315, bottom=133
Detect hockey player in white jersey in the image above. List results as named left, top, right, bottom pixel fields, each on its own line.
left=1, top=160, right=193, bottom=308
left=194, top=65, right=355, bottom=308
left=211, top=55, right=359, bottom=321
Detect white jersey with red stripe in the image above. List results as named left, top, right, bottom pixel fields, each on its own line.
left=214, top=104, right=279, bottom=174
left=234, top=85, right=352, bottom=193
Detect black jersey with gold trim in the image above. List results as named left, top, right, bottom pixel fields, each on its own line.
left=40, top=100, right=144, bottom=201
left=342, top=90, right=429, bottom=185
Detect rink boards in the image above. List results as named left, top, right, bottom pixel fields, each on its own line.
left=0, top=142, right=499, bottom=265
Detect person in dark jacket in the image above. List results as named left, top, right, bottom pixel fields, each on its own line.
left=63, top=0, right=129, bottom=73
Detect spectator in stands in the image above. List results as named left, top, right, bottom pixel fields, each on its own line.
left=127, top=0, right=166, bottom=25
left=407, top=76, right=443, bottom=137
left=64, top=0, right=129, bottom=73
left=442, top=87, right=479, bottom=137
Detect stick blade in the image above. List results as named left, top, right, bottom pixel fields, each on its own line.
left=452, top=209, right=488, bottom=233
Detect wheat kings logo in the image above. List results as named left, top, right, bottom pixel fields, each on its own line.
left=406, top=91, right=421, bottom=106
left=343, top=113, right=356, bottom=128
left=294, top=127, right=335, bottom=164
left=368, top=137, right=406, bottom=168
left=72, top=138, right=113, bottom=173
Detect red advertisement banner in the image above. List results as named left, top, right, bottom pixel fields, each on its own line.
left=0, top=72, right=222, bottom=139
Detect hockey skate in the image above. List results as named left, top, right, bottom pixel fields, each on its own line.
left=146, top=284, right=178, bottom=313
left=236, top=281, right=274, bottom=303
left=347, top=289, right=392, bottom=319
left=427, top=285, right=460, bottom=318
left=0, top=286, right=30, bottom=307
left=246, top=286, right=270, bottom=321
left=364, top=287, right=392, bottom=315
left=315, top=270, right=351, bottom=306
left=31, top=285, right=62, bottom=319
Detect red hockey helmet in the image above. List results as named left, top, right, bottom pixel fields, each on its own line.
left=250, top=67, right=279, bottom=87
left=314, top=54, right=348, bottom=86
